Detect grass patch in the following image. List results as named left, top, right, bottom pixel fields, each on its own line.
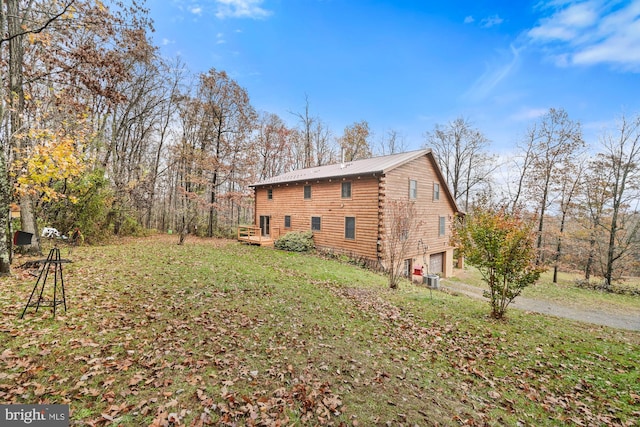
left=1, top=235, right=639, bottom=426
left=449, top=265, right=640, bottom=315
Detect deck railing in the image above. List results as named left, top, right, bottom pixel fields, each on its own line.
left=237, top=225, right=280, bottom=246
left=237, top=225, right=259, bottom=241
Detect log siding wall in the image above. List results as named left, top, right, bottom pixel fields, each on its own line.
left=254, top=175, right=381, bottom=260
left=252, top=153, right=459, bottom=277
left=380, top=156, right=457, bottom=277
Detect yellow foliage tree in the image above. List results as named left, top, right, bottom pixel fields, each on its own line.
left=13, top=114, right=91, bottom=203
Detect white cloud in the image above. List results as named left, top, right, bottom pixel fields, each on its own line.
left=214, top=0, right=272, bottom=19
left=190, top=6, right=203, bottom=15
left=465, top=44, right=521, bottom=101
left=216, top=32, right=226, bottom=44
left=481, top=14, right=504, bottom=28
left=509, top=107, right=549, bottom=121
left=465, top=14, right=503, bottom=28
left=528, top=0, right=640, bottom=71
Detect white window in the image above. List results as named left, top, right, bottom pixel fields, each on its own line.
left=409, top=179, right=417, bottom=199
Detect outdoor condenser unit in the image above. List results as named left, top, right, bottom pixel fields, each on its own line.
left=425, top=274, right=440, bottom=289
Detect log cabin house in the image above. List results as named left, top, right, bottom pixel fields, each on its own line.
left=243, top=149, right=461, bottom=278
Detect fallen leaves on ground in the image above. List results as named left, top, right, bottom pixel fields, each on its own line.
left=0, top=236, right=638, bottom=426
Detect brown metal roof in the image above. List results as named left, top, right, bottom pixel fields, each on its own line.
left=250, top=148, right=432, bottom=187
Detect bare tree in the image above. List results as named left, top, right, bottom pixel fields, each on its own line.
left=102, top=53, right=170, bottom=234
left=143, top=58, right=185, bottom=229
left=291, top=94, right=315, bottom=169
left=382, top=199, right=423, bottom=289
left=552, top=160, right=583, bottom=283
left=376, top=129, right=407, bottom=156
left=579, top=160, right=612, bottom=280
left=290, top=95, right=336, bottom=168
left=597, top=114, right=640, bottom=289
left=170, top=69, right=256, bottom=238
left=424, top=117, right=495, bottom=212
left=196, top=69, right=256, bottom=236
left=508, top=135, right=536, bottom=213
left=253, top=112, right=295, bottom=180
left=520, top=108, right=584, bottom=263
left=337, top=120, right=372, bottom=161
left=312, top=118, right=335, bottom=166
left=173, top=92, right=207, bottom=244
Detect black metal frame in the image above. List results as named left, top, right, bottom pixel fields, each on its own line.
left=20, top=247, right=70, bottom=318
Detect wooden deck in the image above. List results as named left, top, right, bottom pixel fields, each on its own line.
left=237, top=225, right=275, bottom=246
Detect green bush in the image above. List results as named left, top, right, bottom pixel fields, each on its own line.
left=41, top=168, right=114, bottom=244
left=118, top=214, right=146, bottom=237
left=274, top=231, right=314, bottom=252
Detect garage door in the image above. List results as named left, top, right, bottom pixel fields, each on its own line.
left=429, top=252, right=443, bottom=274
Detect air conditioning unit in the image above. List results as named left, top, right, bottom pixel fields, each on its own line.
left=426, top=274, right=440, bottom=289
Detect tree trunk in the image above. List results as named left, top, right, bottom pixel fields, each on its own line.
left=208, top=185, right=216, bottom=237
left=0, top=3, right=10, bottom=274
left=535, top=180, right=550, bottom=265
left=19, top=194, right=40, bottom=253
left=8, top=0, right=40, bottom=254
left=584, top=237, right=595, bottom=280
left=603, top=203, right=619, bottom=290
left=178, top=223, right=187, bottom=245
left=553, top=238, right=561, bottom=283
left=0, top=152, right=11, bottom=275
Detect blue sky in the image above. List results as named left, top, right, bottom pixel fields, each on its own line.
left=146, top=0, right=640, bottom=154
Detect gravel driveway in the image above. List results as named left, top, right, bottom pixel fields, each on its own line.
left=441, top=280, right=640, bottom=331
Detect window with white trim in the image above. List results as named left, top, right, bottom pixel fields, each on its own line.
left=409, top=179, right=417, bottom=199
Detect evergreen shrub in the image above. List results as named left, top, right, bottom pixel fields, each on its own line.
left=274, top=231, right=314, bottom=252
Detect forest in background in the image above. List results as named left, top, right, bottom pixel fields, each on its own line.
left=0, top=0, right=638, bottom=286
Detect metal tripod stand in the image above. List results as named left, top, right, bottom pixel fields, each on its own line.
left=20, top=247, right=70, bottom=318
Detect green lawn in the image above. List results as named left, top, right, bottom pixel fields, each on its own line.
left=1, top=235, right=639, bottom=426
left=449, top=263, right=640, bottom=315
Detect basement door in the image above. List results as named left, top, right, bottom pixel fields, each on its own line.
left=259, top=215, right=270, bottom=237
